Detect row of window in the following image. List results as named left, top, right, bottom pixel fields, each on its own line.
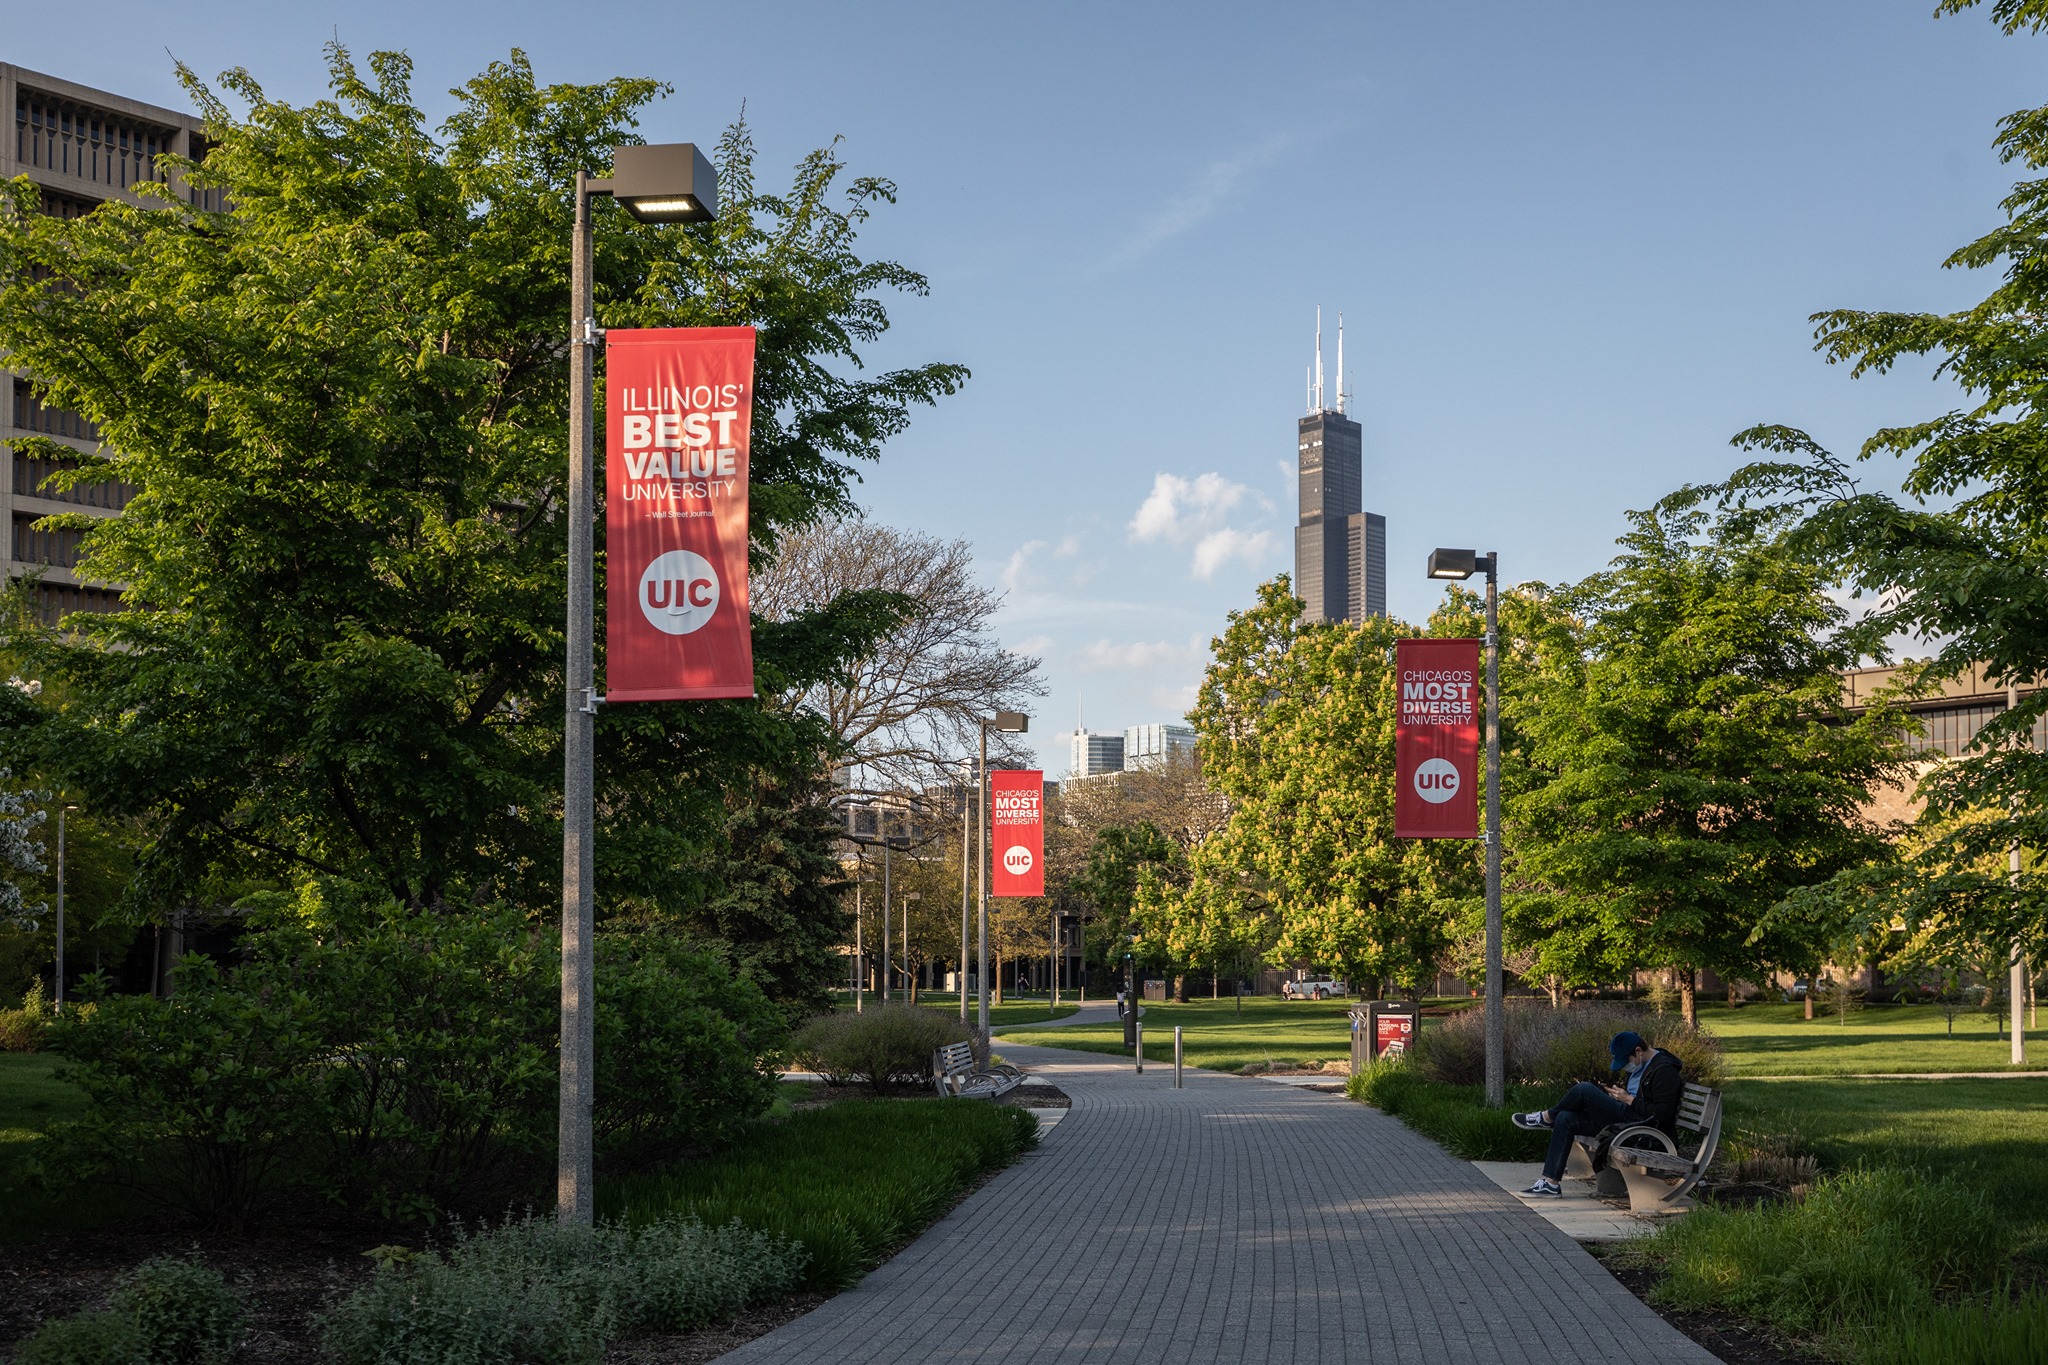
left=12, top=453, right=133, bottom=511
left=1902, top=701, right=2048, bottom=756
left=12, top=515, right=87, bottom=569
left=31, top=579, right=120, bottom=626
left=10, top=380, right=99, bottom=443
left=16, top=90, right=174, bottom=192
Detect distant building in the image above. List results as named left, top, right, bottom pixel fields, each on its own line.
left=1293, top=310, right=1386, bottom=624
left=1069, top=730, right=1126, bottom=777
left=1123, top=723, right=1195, bottom=770
left=1, top=63, right=221, bottom=624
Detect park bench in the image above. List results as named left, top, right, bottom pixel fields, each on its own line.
left=1564, top=1082, right=1725, bottom=1214
left=932, top=1040, right=1025, bottom=1100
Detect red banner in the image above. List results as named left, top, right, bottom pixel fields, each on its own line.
left=604, top=327, right=756, bottom=701
left=1394, top=637, right=1480, bottom=838
left=990, top=770, right=1045, bottom=897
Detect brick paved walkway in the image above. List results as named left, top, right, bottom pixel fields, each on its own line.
left=719, top=1040, right=1716, bottom=1365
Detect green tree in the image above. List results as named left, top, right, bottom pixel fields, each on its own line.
left=0, top=49, right=956, bottom=994
left=1188, top=576, right=1478, bottom=997
left=1711, top=1, right=2048, bottom=963
left=1507, top=499, right=1910, bottom=1025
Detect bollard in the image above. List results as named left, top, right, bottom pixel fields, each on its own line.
left=1174, top=1026, right=1183, bottom=1088
left=1136, top=1020, right=1144, bottom=1074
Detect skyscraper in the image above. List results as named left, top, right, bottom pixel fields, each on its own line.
left=1293, top=311, right=1386, bottom=624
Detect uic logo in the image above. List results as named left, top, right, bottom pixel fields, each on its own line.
left=1413, top=757, right=1461, bottom=804
left=639, top=550, right=719, bottom=636
left=1002, top=845, right=1034, bottom=876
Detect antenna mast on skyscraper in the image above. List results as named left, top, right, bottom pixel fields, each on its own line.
left=1336, top=312, right=1349, bottom=415
left=1313, top=306, right=1325, bottom=413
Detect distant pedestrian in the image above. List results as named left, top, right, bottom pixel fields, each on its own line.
left=1508, top=1031, right=1683, bottom=1198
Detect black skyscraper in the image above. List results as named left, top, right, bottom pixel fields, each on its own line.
left=1293, top=313, right=1386, bottom=623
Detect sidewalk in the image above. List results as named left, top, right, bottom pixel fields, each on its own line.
left=720, top=1039, right=1715, bottom=1365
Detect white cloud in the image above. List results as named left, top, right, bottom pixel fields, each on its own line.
left=1072, top=637, right=1206, bottom=673
left=1191, top=527, right=1276, bottom=581
left=1127, top=472, right=1278, bottom=580
left=1001, top=539, right=1048, bottom=596
left=1102, top=133, right=1299, bottom=270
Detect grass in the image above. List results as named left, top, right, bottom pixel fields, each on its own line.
left=1693, top=1000, right=2041, bottom=1076
left=826, top=992, right=1079, bottom=1030
left=600, top=1098, right=1038, bottom=1290
left=1725, top=1076, right=2048, bottom=1251
left=995, top=996, right=1367, bottom=1070
left=0, top=1052, right=141, bottom=1243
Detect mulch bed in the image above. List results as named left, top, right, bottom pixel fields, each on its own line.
left=0, top=1216, right=380, bottom=1364
left=1001, top=1083, right=1070, bottom=1108
left=1595, top=1255, right=1825, bottom=1365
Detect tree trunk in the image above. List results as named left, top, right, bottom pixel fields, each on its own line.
left=1212, top=972, right=1219, bottom=1000
left=1174, top=972, right=1188, bottom=1003
left=1547, top=977, right=1562, bottom=1008
left=1726, top=979, right=1739, bottom=1008
left=1680, top=968, right=1698, bottom=1029
left=993, top=951, right=1003, bottom=1005
left=1804, top=989, right=1814, bottom=1021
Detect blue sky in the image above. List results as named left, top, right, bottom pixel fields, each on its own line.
left=11, top=2, right=2043, bottom=774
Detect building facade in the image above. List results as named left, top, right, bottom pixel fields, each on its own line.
left=3, top=63, right=216, bottom=621
left=1122, top=722, right=1195, bottom=769
left=1293, top=314, right=1386, bottom=624
left=1069, top=729, right=1126, bottom=778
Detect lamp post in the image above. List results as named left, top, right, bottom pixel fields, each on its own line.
left=53, top=802, right=75, bottom=1012
left=559, top=142, right=717, bottom=1228
left=1427, top=547, right=1504, bottom=1109
left=960, top=760, right=973, bottom=1019
left=903, top=890, right=922, bottom=999
left=977, top=711, right=1030, bottom=1046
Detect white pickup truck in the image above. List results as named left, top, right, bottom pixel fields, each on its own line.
left=1281, top=977, right=1344, bottom=1000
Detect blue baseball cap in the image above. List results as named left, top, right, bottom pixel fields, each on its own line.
left=1609, top=1032, right=1647, bottom=1070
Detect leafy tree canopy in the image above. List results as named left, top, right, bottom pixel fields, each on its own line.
left=0, top=49, right=961, bottom=995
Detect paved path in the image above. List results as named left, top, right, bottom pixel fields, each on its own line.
left=721, top=1040, right=1715, bottom=1365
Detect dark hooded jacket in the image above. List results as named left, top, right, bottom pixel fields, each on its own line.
left=1623, top=1047, right=1684, bottom=1137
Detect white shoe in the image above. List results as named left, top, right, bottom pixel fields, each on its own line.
left=1519, top=1178, right=1561, bottom=1198
left=1510, top=1111, right=1550, bottom=1130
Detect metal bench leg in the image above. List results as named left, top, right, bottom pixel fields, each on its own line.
left=1617, top=1163, right=1693, bottom=1214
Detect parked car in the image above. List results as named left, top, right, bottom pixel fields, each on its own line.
left=1281, top=977, right=1344, bottom=1000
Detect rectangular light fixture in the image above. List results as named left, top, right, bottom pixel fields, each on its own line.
left=1427, top=548, right=1478, bottom=581
left=995, top=710, right=1030, bottom=733
left=609, top=143, right=717, bottom=223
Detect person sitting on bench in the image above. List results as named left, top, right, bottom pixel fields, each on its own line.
left=1508, top=1031, right=1682, bottom=1198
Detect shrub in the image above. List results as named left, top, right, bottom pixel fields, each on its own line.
left=10, top=1311, right=144, bottom=1365
left=47, top=901, right=776, bottom=1224
left=1409, top=999, right=1725, bottom=1088
left=109, top=1258, right=245, bottom=1365
left=790, top=1005, right=972, bottom=1094
left=1650, top=1166, right=2008, bottom=1343
left=319, top=1213, right=806, bottom=1365
left=1346, top=1056, right=1549, bottom=1161
left=604, top=1098, right=1038, bottom=1289
left=595, top=932, right=784, bottom=1163
left=0, top=978, right=50, bottom=1052
left=46, top=955, right=333, bottom=1228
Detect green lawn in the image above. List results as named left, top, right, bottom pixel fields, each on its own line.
left=1695, top=1001, right=2041, bottom=1076
left=907, top=995, right=1079, bottom=1029
left=0, top=1051, right=141, bottom=1243
left=996, top=996, right=1362, bottom=1070
left=1726, top=1076, right=2048, bottom=1251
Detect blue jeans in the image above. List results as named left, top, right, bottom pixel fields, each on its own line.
left=1543, top=1082, right=1632, bottom=1180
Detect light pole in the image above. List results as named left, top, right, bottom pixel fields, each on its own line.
left=903, top=890, right=922, bottom=999
left=560, top=142, right=717, bottom=1228
left=961, top=760, right=973, bottom=1019
left=1428, top=547, right=1504, bottom=1109
left=53, top=802, right=75, bottom=1012
left=977, top=711, right=1030, bottom=1045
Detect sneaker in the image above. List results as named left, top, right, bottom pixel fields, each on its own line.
left=1520, top=1178, right=1562, bottom=1198
left=1510, top=1111, right=1550, bottom=1130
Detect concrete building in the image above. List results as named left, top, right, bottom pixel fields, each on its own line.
left=1122, top=722, right=1195, bottom=770
left=1069, top=729, right=1126, bottom=778
left=1293, top=310, right=1387, bottom=624
left=3, top=63, right=217, bottom=621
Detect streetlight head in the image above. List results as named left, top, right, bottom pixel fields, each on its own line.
left=907, top=892, right=922, bottom=900
left=995, top=710, right=1029, bottom=734
left=609, top=143, right=717, bottom=223
left=1427, top=547, right=1479, bottom=581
